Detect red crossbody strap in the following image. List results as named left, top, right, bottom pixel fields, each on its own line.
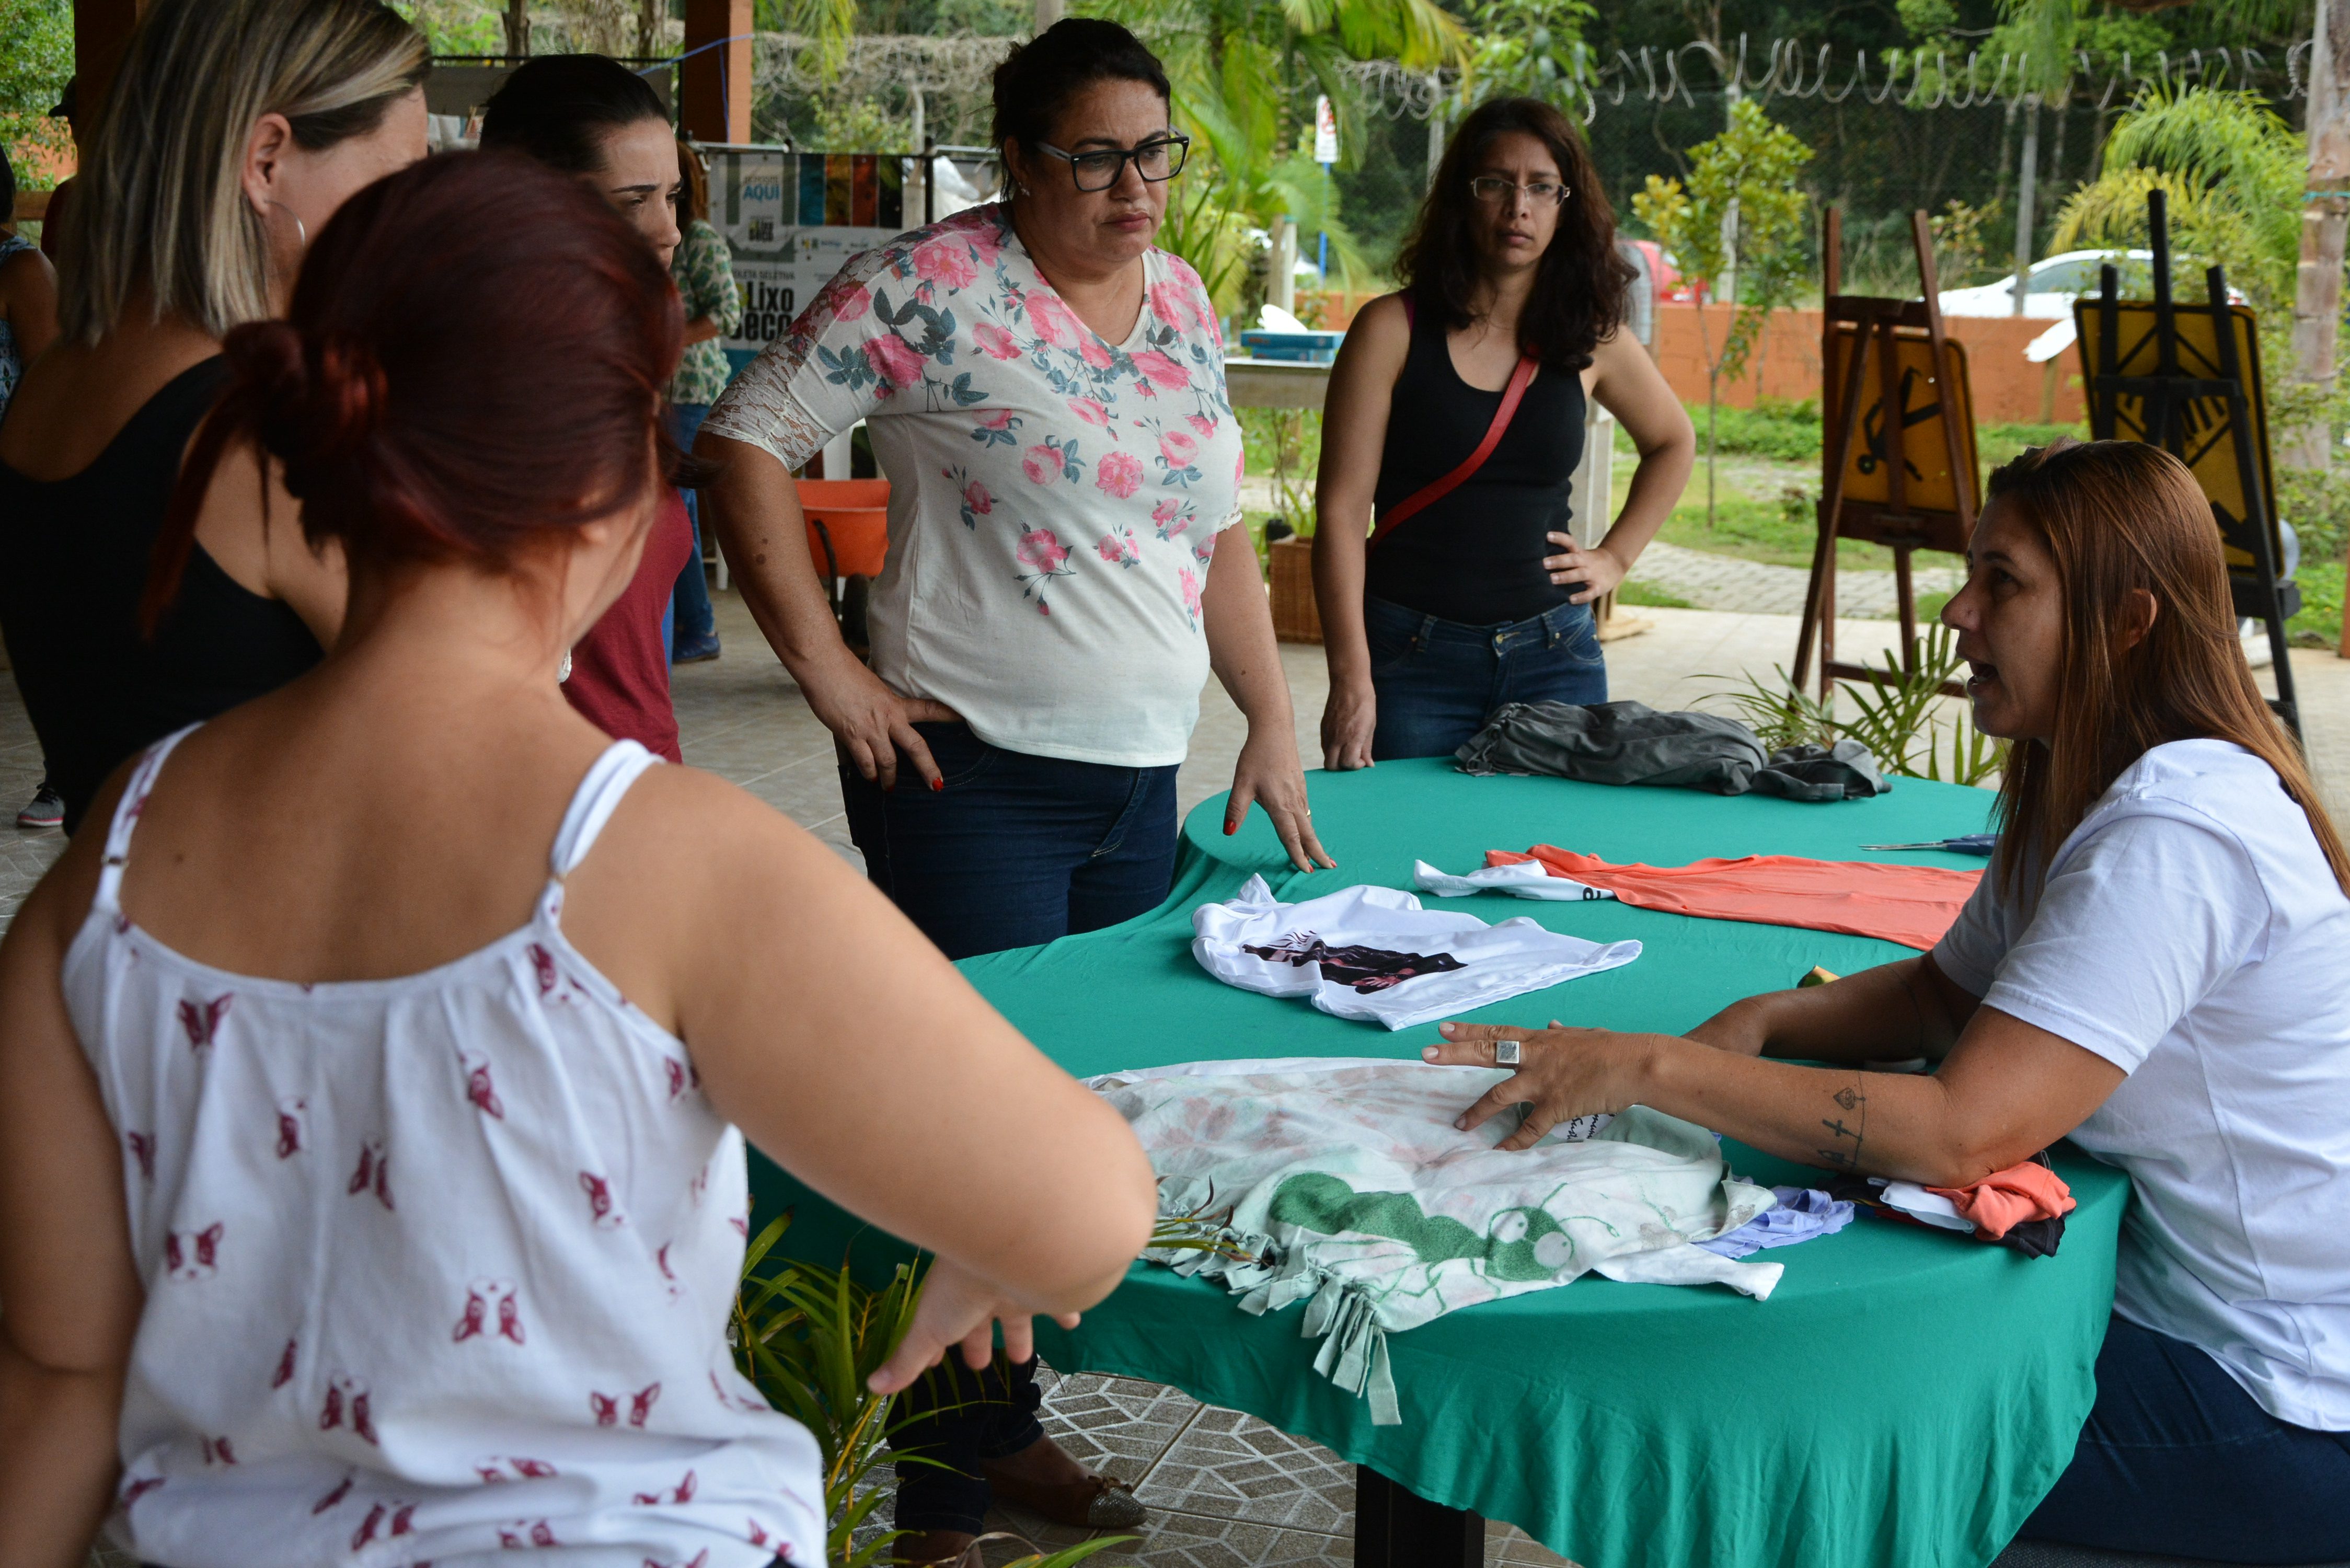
left=1367, top=352, right=1539, bottom=551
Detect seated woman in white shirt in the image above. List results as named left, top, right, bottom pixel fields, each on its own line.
left=1425, top=438, right=2350, bottom=1564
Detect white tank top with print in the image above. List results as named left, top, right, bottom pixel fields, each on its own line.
left=65, top=730, right=822, bottom=1567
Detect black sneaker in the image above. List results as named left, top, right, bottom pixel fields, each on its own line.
left=16, top=783, right=64, bottom=829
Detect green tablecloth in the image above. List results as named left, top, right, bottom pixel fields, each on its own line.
left=752, top=759, right=2127, bottom=1568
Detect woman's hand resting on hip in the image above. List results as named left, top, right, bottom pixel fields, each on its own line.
left=799, top=648, right=962, bottom=791
left=1543, top=532, right=1629, bottom=605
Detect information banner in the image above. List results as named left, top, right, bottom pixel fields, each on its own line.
left=700, top=144, right=906, bottom=374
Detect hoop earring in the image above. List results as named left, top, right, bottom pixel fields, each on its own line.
left=266, top=199, right=308, bottom=253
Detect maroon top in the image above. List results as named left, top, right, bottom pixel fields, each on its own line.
left=563, top=488, right=694, bottom=762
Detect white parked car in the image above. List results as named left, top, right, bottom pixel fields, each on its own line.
left=1938, top=250, right=2159, bottom=319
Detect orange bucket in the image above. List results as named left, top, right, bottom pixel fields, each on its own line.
left=798, top=477, right=890, bottom=579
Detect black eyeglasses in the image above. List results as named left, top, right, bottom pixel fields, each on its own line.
left=1469, top=177, right=1570, bottom=207
left=1034, top=133, right=1191, bottom=192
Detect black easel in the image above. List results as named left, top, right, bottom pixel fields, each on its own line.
left=2080, top=190, right=2301, bottom=735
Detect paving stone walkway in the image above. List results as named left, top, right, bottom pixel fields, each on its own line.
left=1627, top=539, right=1965, bottom=618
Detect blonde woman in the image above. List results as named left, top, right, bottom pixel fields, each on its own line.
left=0, top=0, right=427, bottom=835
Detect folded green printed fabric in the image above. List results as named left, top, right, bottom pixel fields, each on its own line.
left=1091, top=1059, right=1782, bottom=1425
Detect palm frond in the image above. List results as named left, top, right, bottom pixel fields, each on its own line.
left=2049, top=84, right=2304, bottom=313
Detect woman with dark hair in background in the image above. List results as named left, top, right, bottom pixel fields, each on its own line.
left=1426, top=441, right=2350, bottom=1563
left=479, top=52, right=698, bottom=759
left=0, top=149, right=1155, bottom=1567
left=666, top=134, right=739, bottom=664
left=698, top=18, right=1328, bottom=1559
left=0, top=152, right=57, bottom=417
left=0, top=149, right=62, bottom=830
left=1312, top=96, right=1694, bottom=767
left=0, top=0, right=428, bottom=837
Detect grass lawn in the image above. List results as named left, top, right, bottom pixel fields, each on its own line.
left=2291, top=558, right=2344, bottom=649
left=1617, top=580, right=1696, bottom=609
left=1610, top=405, right=2091, bottom=582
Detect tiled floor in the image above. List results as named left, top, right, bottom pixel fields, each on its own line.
left=865, top=1366, right=1574, bottom=1567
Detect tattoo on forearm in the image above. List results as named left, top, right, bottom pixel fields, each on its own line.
left=1817, top=1077, right=1868, bottom=1169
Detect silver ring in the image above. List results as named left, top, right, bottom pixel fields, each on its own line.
left=1494, top=1039, right=1522, bottom=1066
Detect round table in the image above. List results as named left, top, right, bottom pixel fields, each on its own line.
left=753, top=758, right=2127, bottom=1568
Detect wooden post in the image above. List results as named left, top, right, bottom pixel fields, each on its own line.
left=72, top=0, right=147, bottom=147
left=2289, top=0, right=2347, bottom=474
left=681, top=0, right=753, bottom=146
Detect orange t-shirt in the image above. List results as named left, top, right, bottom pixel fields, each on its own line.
left=1487, top=845, right=1982, bottom=952
left=1929, top=1160, right=2075, bottom=1240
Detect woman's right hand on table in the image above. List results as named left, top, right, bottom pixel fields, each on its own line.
left=801, top=650, right=961, bottom=791
left=1321, top=677, right=1377, bottom=771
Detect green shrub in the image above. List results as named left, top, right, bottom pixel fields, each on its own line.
left=1688, top=397, right=1823, bottom=463
left=2278, top=466, right=2350, bottom=569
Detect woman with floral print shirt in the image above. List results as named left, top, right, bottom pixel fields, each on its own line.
left=699, top=17, right=1330, bottom=955
left=697, top=20, right=1331, bottom=1558
left=666, top=137, right=739, bottom=664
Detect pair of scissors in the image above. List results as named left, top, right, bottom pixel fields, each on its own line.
left=1861, top=833, right=1999, bottom=855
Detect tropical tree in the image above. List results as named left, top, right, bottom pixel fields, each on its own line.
left=0, top=0, right=73, bottom=189
left=1092, top=0, right=1468, bottom=313
left=2007, top=0, right=2342, bottom=475
left=1631, top=98, right=1812, bottom=528
left=2050, top=84, right=2347, bottom=472
left=2051, top=85, right=2304, bottom=315
left=1459, top=0, right=1595, bottom=111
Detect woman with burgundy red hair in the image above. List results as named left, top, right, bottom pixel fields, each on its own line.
left=0, top=152, right=1155, bottom=1568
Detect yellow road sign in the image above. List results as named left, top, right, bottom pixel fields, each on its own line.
left=2072, top=301, right=2280, bottom=573
left=1825, top=329, right=1979, bottom=522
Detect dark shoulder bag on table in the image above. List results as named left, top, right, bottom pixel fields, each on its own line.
left=1367, top=298, right=1539, bottom=552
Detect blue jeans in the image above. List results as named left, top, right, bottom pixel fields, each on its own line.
left=2019, top=1317, right=2350, bottom=1563
left=888, top=1354, right=1048, bottom=1535
left=1365, top=593, right=1607, bottom=762
left=838, top=722, right=1180, bottom=961
left=667, top=402, right=716, bottom=652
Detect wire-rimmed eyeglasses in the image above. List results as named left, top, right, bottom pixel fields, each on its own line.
left=1034, top=133, right=1192, bottom=192
left=1469, top=176, right=1570, bottom=207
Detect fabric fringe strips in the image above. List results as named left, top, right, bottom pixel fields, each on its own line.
left=1149, top=1182, right=1404, bottom=1425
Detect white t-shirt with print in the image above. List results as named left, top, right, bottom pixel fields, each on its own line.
left=1933, top=739, right=2350, bottom=1431
left=705, top=204, right=1245, bottom=768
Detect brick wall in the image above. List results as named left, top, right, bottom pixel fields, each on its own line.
left=1293, top=291, right=2086, bottom=428
left=1653, top=303, right=2083, bottom=426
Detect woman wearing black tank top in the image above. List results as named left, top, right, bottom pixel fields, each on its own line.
left=1312, top=98, right=1694, bottom=766
left=0, top=0, right=427, bottom=835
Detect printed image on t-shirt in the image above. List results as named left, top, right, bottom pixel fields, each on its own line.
left=1239, top=932, right=1467, bottom=994
left=1194, top=876, right=1642, bottom=1030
